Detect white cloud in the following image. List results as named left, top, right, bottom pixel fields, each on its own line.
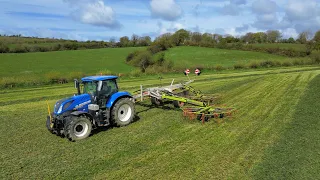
left=281, top=28, right=298, bottom=39
left=252, top=0, right=277, bottom=14
left=150, top=0, right=182, bottom=21
left=256, top=13, right=277, bottom=23
left=222, top=4, right=240, bottom=16
left=173, top=23, right=185, bottom=30
left=236, top=24, right=250, bottom=33
left=285, top=0, right=319, bottom=21
left=64, top=0, right=122, bottom=29
left=221, top=0, right=248, bottom=16
left=231, top=0, right=247, bottom=5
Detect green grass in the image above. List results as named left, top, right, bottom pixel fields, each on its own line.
left=165, top=46, right=290, bottom=68
left=1, top=67, right=320, bottom=179
left=252, top=74, right=320, bottom=179
left=251, top=43, right=306, bottom=51
left=0, top=47, right=144, bottom=77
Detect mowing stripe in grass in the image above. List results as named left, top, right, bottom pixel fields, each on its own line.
left=0, top=94, right=74, bottom=106
left=251, top=74, right=320, bottom=179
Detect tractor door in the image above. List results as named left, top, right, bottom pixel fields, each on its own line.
left=97, top=80, right=118, bottom=107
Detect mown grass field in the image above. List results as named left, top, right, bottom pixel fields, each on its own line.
left=165, top=46, right=294, bottom=68
left=0, top=47, right=144, bottom=77
left=1, top=66, right=320, bottom=179
left=250, top=43, right=306, bottom=51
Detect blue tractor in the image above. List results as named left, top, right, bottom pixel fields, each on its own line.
left=46, top=75, right=135, bottom=141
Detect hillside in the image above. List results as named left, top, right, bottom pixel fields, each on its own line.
left=0, top=47, right=143, bottom=77
left=165, top=46, right=297, bottom=68
left=250, top=43, right=306, bottom=51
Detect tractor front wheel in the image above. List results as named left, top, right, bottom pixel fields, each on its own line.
left=64, top=116, right=92, bottom=142
left=46, top=118, right=54, bottom=134
left=111, top=98, right=135, bottom=127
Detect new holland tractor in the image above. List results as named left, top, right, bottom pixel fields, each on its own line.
left=46, top=75, right=135, bottom=141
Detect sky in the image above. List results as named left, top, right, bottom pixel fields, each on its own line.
left=0, top=0, right=320, bottom=41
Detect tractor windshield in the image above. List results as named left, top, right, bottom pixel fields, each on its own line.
left=83, top=81, right=97, bottom=95
left=82, top=80, right=118, bottom=97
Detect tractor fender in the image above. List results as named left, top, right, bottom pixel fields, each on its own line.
left=106, top=92, right=133, bottom=108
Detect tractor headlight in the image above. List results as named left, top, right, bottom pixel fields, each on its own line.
left=57, top=105, right=63, bottom=114
left=57, top=101, right=74, bottom=114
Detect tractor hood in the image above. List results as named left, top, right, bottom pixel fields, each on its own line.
left=54, top=94, right=91, bottom=115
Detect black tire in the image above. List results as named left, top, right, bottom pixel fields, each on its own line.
left=46, top=118, right=54, bottom=134
left=176, top=90, right=189, bottom=97
left=111, top=98, right=135, bottom=127
left=64, top=116, right=92, bottom=142
left=173, top=100, right=185, bottom=108
left=151, top=97, right=163, bottom=106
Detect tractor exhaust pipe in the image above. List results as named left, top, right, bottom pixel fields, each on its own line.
left=74, top=79, right=80, bottom=95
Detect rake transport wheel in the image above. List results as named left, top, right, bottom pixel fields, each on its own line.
left=64, top=116, right=92, bottom=142
left=112, top=98, right=135, bottom=127
left=151, top=97, right=163, bottom=106
left=173, top=100, right=185, bottom=108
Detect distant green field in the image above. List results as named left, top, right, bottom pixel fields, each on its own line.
left=0, top=47, right=144, bottom=77
left=166, top=46, right=289, bottom=68
left=251, top=43, right=306, bottom=50
left=1, top=67, right=320, bottom=179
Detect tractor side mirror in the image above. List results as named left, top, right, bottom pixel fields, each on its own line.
left=74, top=79, right=80, bottom=95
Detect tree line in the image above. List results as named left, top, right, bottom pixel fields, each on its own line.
left=0, top=34, right=152, bottom=53
left=1, top=29, right=320, bottom=53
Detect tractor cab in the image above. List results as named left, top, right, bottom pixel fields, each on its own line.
left=75, top=76, right=119, bottom=107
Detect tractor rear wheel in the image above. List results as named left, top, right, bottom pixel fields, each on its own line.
left=64, top=116, right=92, bottom=142
left=111, top=98, right=135, bottom=127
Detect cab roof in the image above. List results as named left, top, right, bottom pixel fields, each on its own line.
left=81, top=75, right=118, bottom=82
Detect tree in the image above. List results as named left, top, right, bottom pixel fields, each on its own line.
left=313, top=30, right=320, bottom=42
left=153, top=33, right=173, bottom=51
left=252, top=32, right=267, bottom=43
left=297, top=31, right=311, bottom=44
left=131, top=34, right=139, bottom=46
left=288, top=37, right=295, bottom=43
left=140, top=36, right=152, bottom=46
left=119, top=36, right=130, bottom=47
left=201, top=33, right=214, bottom=44
left=213, top=34, right=222, bottom=43
left=171, top=29, right=189, bottom=46
left=242, top=32, right=254, bottom=43
left=109, top=38, right=116, bottom=44
left=266, top=30, right=282, bottom=43
left=313, top=30, right=320, bottom=50
left=191, top=32, right=202, bottom=43
left=224, top=34, right=235, bottom=43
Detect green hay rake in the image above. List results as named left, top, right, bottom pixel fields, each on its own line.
left=133, top=79, right=236, bottom=123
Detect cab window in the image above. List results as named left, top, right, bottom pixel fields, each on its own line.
left=100, top=80, right=118, bottom=97
left=83, top=82, right=97, bottom=95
